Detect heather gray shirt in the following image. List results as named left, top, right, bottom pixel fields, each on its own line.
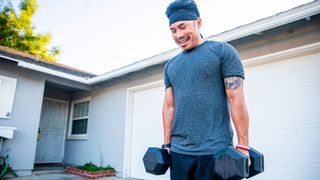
left=164, top=41, right=245, bottom=155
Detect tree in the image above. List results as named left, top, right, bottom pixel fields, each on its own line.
left=0, top=0, right=60, bottom=62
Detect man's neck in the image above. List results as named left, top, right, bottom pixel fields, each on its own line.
left=186, top=38, right=205, bottom=51
left=196, top=38, right=205, bottom=47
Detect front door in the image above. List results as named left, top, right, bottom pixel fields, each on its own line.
left=35, top=98, right=68, bottom=164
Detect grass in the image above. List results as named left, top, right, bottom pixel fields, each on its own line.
left=76, top=162, right=115, bottom=172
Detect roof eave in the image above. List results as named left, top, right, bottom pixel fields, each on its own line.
left=1, top=54, right=89, bottom=84
left=2, top=1, right=318, bottom=85
left=88, top=0, right=320, bottom=85
left=208, top=0, right=320, bottom=42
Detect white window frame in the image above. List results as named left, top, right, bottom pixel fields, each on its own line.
left=0, top=75, right=17, bottom=119
left=67, top=97, right=90, bottom=140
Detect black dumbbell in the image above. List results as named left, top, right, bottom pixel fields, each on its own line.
left=213, top=146, right=249, bottom=179
left=143, top=147, right=170, bottom=175
left=214, top=146, right=264, bottom=179
left=248, top=147, right=264, bottom=178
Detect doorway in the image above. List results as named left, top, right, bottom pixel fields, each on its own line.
left=35, top=98, right=69, bottom=164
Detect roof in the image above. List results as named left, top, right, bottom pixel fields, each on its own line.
left=1, top=0, right=319, bottom=85
left=87, top=0, right=320, bottom=85
left=0, top=45, right=96, bottom=80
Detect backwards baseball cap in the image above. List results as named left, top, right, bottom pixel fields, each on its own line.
left=165, top=0, right=200, bottom=26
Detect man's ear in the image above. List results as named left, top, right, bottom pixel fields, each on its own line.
left=197, top=17, right=202, bottom=29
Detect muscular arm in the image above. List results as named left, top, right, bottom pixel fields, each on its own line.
left=162, top=87, right=175, bottom=145
left=224, top=76, right=249, bottom=147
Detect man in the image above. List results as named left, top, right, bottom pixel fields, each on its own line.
left=162, top=0, right=250, bottom=179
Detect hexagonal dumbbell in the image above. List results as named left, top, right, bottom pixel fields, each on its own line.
left=248, top=147, right=264, bottom=178
left=213, top=146, right=249, bottom=179
left=143, top=147, right=170, bottom=175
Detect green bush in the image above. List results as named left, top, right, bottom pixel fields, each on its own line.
left=77, top=162, right=115, bottom=172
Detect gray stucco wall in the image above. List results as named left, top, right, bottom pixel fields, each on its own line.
left=64, top=66, right=164, bottom=176
left=0, top=60, right=45, bottom=176
left=0, top=60, right=91, bottom=176
left=62, top=17, right=320, bottom=175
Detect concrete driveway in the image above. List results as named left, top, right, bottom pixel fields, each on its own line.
left=3, top=173, right=140, bottom=180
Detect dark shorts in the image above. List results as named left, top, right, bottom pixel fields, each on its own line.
left=170, top=151, right=217, bottom=180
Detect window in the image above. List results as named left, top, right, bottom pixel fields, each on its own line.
left=68, top=97, right=90, bottom=139
left=0, top=75, right=17, bottom=119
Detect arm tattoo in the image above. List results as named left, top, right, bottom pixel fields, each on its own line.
left=224, top=76, right=243, bottom=90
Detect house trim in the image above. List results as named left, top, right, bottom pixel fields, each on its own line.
left=17, top=61, right=89, bottom=84
left=207, top=0, right=320, bottom=42
left=0, top=54, right=20, bottom=63
left=123, top=80, right=163, bottom=178
left=43, top=97, right=69, bottom=104
left=242, top=41, right=320, bottom=67
left=67, top=97, right=91, bottom=140
left=0, top=53, right=90, bottom=84
left=88, top=0, right=320, bottom=85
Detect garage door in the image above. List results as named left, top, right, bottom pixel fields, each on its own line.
left=129, top=83, right=170, bottom=180
left=243, top=52, right=320, bottom=179
left=128, top=51, right=320, bottom=180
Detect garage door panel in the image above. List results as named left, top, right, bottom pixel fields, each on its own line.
left=258, top=129, right=301, bottom=154
left=303, top=168, right=320, bottom=180
left=130, top=85, right=169, bottom=180
left=261, top=165, right=303, bottom=180
left=245, top=52, right=320, bottom=179
left=299, top=128, right=320, bottom=155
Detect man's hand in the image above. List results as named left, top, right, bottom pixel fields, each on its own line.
left=162, top=143, right=171, bottom=155
left=238, top=149, right=251, bottom=167
left=164, top=148, right=171, bottom=154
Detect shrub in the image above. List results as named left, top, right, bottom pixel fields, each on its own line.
left=77, top=162, right=115, bottom=172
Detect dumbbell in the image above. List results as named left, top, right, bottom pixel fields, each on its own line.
left=248, top=147, right=264, bottom=178
left=143, top=146, right=264, bottom=178
left=143, top=147, right=170, bottom=175
left=213, top=146, right=249, bottom=179
left=213, top=146, right=264, bottom=179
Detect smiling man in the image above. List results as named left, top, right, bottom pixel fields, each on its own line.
left=162, top=0, right=251, bottom=179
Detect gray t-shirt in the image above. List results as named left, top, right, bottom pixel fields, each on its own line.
left=164, top=41, right=245, bottom=155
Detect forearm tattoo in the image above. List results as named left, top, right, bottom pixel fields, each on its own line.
left=224, top=76, right=243, bottom=90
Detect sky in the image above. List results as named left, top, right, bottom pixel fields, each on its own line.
left=16, top=0, right=314, bottom=74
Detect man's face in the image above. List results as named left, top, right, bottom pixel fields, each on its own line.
left=170, top=18, right=202, bottom=51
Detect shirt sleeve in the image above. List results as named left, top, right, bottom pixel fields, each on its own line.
left=164, top=62, right=172, bottom=90
left=220, top=42, right=245, bottom=79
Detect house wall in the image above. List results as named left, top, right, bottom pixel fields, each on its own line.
left=64, top=65, right=164, bottom=176
left=63, top=16, right=320, bottom=176
left=0, top=60, right=45, bottom=176
left=0, top=60, right=91, bottom=176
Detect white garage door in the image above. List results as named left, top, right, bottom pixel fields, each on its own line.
left=129, top=83, right=170, bottom=180
left=128, top=51, right=320, bottom=180
left=244, top=52, right=320, bottom=179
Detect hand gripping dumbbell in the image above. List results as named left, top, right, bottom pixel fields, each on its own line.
left=213, top=146, right=264, bottom=179
left=248, top=147, right=264, bottom=178
left=143, top=147, right=170, bottom=175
